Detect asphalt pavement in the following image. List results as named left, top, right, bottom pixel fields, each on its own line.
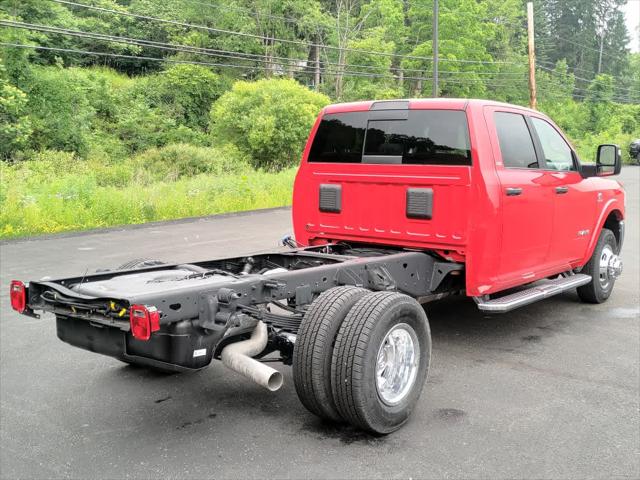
left=1, top=168, right=638, bottom=479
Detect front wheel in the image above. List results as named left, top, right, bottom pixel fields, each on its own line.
left=577, top=228, right=621, bottom=303
left=331, top=292, right=431, bottom=434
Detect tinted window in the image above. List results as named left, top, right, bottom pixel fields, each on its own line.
left=308, top=110, right=471, bottom=165
left=494, top=112, right=538, bottom=169
left=308, top=113, right=366, bottom=163
left=364, top=111, right=471, bottom=165
left=531, top=117, right=575, bottom=171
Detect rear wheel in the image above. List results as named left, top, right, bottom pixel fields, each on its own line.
left=577, top=228, right=621, bottom=303
left=331, top=291, right=431, bottom=434
left=293, top=286, right=369, bottom=422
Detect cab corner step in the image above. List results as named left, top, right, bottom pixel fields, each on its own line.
left=474, top=274, right=592, bottom=313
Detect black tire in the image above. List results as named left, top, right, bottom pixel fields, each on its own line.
left=577, top=228, right=618, bottom=303
left=117, top=258, right=166, bottom=270
left=293, top=286, right=369, bottom=422
left=331, top=291, right=431, bottom=434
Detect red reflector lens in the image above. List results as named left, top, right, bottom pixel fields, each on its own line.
left=10, top=280, right=26, bottom=313
left=129, top=305, right=160, bottom=341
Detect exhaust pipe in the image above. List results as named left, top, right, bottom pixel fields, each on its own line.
left=220, top=321, right=283, bottom=391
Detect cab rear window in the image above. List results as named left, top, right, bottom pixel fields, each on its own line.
left=308, top=110, right=471, bottom=165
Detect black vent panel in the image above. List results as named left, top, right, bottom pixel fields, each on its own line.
left=406, top=188, right=433, bottom=219
left=319, top=184, right=342, bottom=213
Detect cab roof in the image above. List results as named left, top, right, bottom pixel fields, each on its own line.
left=322, top=98, right=539, bottom=116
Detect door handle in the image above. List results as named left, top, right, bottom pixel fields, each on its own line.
left=505, top=187, right=523, bottom=196
left=555, top=186, right=569, bottom=194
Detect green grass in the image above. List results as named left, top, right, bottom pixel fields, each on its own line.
left=2, top=134, right=637, bottom=241
left=0, top=147, right=296, bottom=239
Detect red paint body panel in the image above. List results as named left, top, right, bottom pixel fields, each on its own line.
left=292, top=99, right=626, bottom=296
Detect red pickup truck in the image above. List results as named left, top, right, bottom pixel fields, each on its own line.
left=10, top=99, right=625, bottom=434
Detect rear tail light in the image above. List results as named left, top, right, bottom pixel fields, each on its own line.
left=129, top=305, right=160, bottom=341
left=10, top=280, right=26, bottom=313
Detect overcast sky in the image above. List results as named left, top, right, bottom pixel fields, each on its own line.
left=624, top=0, right=640, bottom=52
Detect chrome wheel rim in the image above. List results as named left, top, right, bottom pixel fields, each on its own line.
left=598, top=245, right=615, bottom=289
left=375, top=323, right=420, bottom=406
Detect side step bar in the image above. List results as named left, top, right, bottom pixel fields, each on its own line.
left=474, top=274, right=592, bottom=313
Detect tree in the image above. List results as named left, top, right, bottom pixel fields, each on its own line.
left=209, top=78, right=329, bottom=170
left=0, top=65, right=32, bottom=158
left=340, top=29, right=400, bottom=101
left=141, top=65, right=228, bottom=129
left=535, top=0, right=629, bottom=84
left=585, top=74, right=615, bottom=132
left=400, top=0, right=525, bottom=98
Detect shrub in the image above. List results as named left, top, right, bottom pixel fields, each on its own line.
left=128, top=143, right=250, bottom=183
left=0, top=78, right=32, bottom=158
left=24, top=66, right=96, bottom=155
left=112, top=99, right=177, bottom=154
left=210, top=78, right=329, bottom=170
left=135, top=65, right=229, bottom=130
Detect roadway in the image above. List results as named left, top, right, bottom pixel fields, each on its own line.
left=1, top=168, right=638, bottom=479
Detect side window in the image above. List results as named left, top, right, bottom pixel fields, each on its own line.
left=494, top=112, right=538, bottom=169
left=530, top=118, right=575, bottom=171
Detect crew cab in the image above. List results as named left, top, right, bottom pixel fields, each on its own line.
left=10, top=99, right=625, bottom=434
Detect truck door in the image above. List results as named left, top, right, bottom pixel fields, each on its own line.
left=528, top=117, right=596, bottom=266
left=487, top=109, right=557, bottom=285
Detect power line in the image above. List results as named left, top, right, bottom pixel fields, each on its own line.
left=538, top=64, right=640, bottom=95
left=438, top=4, right=526, bottom=30
left=538, top=59, right=594, bottom=75
left=537, top=88, right=633, bottom=104
left=50, top=0, right=526, bottom=66
left=0, top=41, right=263, bottom=71
left=538, top=59, right=628, bottom=80
left=8, top=10, right=631, bottom=99
left=0, top=20, right=395, bottom=74
left=538, top=60, right=639, bottom=97
left=9, top=43, right=631, bottom=101
left=1, top=20, right=529, bottom=78
left=552, top=33, right=629, bottom=62
left=0, top=41, right=527, bottom=89
left=181, top=0, right=341, bottom=32
left=537, top=77, right=634, bottom=103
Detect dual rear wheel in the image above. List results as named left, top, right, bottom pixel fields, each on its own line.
left=293, top=286, right=431, bottom=434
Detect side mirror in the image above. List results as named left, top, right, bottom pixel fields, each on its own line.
left=596, top=144, right=622, bottom=176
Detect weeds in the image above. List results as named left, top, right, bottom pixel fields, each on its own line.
left=0, top=147, right=295, bottom=239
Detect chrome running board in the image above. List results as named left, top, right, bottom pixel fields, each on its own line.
left=474, top=274, right=592, bottom=313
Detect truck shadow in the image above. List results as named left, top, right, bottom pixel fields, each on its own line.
left=425, top=292, right=582, bottom=348
left=99, top=290, right=588, bottom=443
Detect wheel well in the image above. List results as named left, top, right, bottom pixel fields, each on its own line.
left=603, top=210, right=623, bottom=248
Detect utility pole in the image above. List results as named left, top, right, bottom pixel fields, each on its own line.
left=527, top=2, right=537, bottom=109
left=314, top=43, right=321, bottom=90
left=432, top=0, right=439, bottom=97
